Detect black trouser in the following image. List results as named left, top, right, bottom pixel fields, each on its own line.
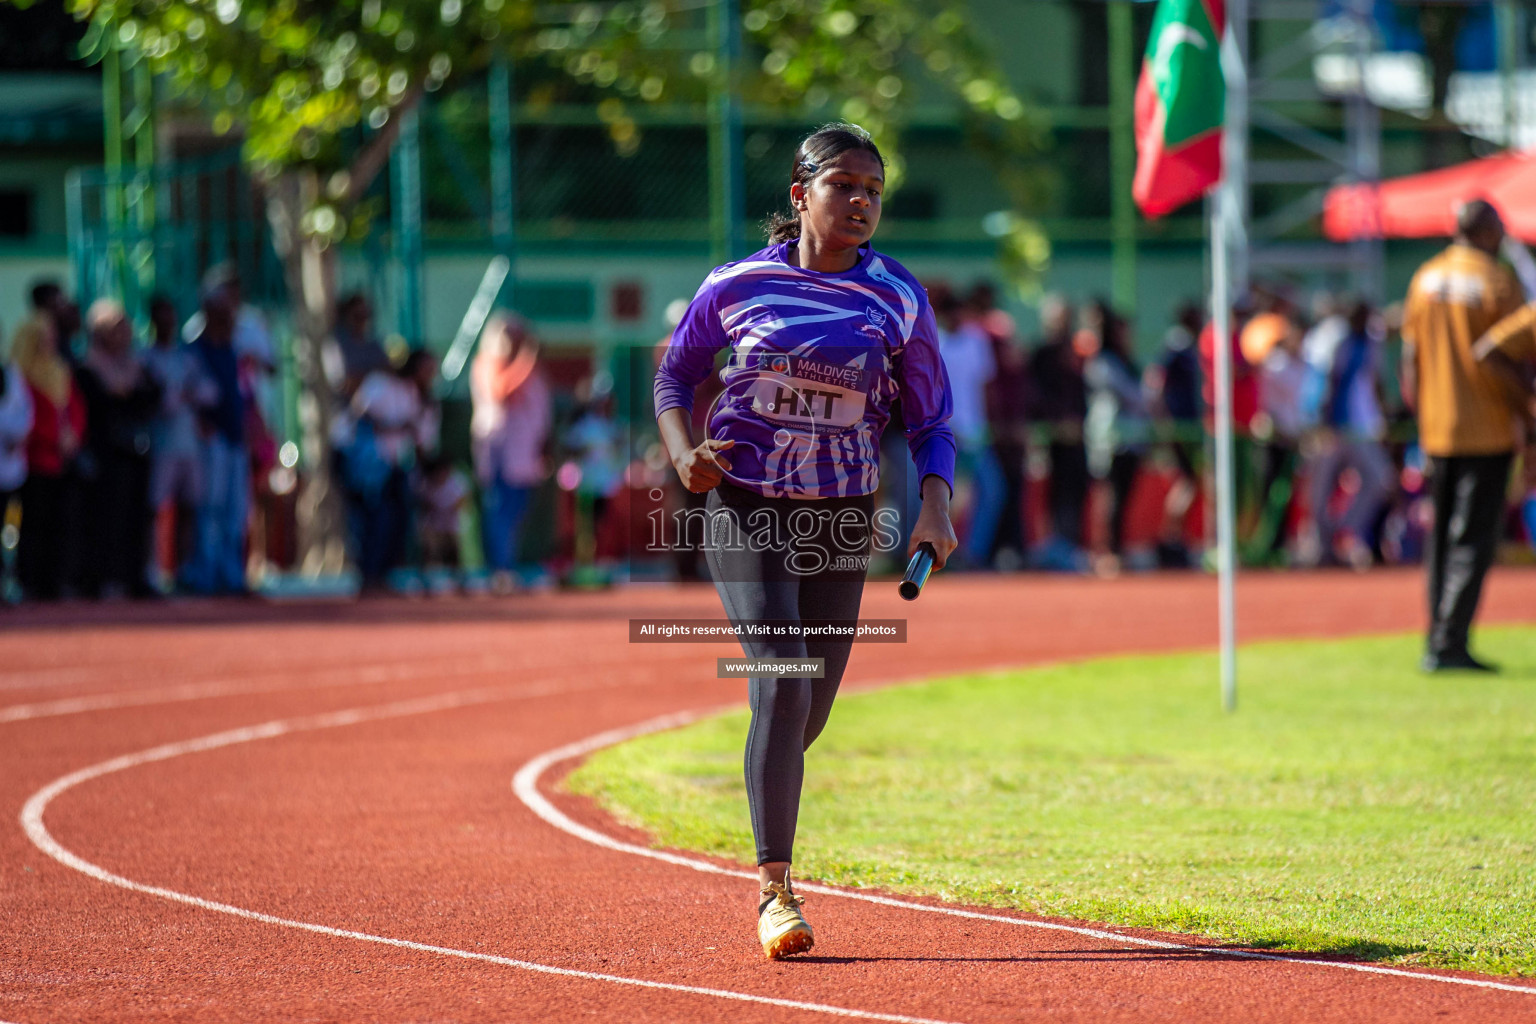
left=357, top=467, right=411, bottom=585
left=1106, top=451, right=1142, bottom=556
left=1047, top=440, right=1089, bottom=546
left=991, top=439, right=1027, bottom=558
left=86, top=451, right=153, bottom=597
left=18, top=471, right=83, bottom=601
left=1425, top=453, right=1512, bottom=658
left=704, top=482, right=871, bottom=866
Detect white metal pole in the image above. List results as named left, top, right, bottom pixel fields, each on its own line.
left=1214, top=1, right=1247, bottom=714
left=1211, top=192, right=1237, bottom=714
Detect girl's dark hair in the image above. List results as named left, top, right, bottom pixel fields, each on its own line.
left=764, top=123, right=885, bottom=244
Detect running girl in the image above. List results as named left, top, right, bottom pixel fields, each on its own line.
left=653, top=123, right=959, bottom=959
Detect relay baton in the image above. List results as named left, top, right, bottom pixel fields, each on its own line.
left=899, top=543, right=936, bottom=601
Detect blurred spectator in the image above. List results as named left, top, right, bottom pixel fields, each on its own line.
left=184, top=284, right=249, bottom=596
left=971, top=283, right=1030, bottom=569
left=566, top=376, right=625, bottom=568
left=407, top=348, right=442, bottom=459
left=76, top=299, right=161, bottom=599
left=30, top=280, right=81, bottom=363
left=183, top=265, right=276, bottom=374
left=1148, top=303, right=1204, bottom=567
left=1251, top=312, right=1310, bottom=563
left=1027, top=294, right=1089, bottom=570
left=1239, top=296, right=1295, bottom=368
left=343, top=349, right=439, bottom=590
left=143, top=294, right=215, bottom=590
left=417, top=453, right=469, bottom=587
left=1082, top=299, right=1152, bottom=570
left=1303, top=293, right=1350, bottom=375
left=328, top=291, right=390, bottom=400
left=1199, top=298, right=1260, bottom=532
left=231, top=268, right=280, bottom=579
left=1199, top=298, right=1260, bottom=434
left=0, top=323, right=35, bottom=588
left=472, top=313, right=552, bottom=594
left=12, top=313, right=86, bottom=599
left=183, top=267, right=278, bottom=543
left=1401, top=198, right=1522, bottom=671
left=935, top=284, right=1003, bottom=569
left=1309, top=301, right=1393, bottom=570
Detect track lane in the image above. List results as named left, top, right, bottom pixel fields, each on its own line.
left=4, top=570, right=1536, bottom=1023
left=22, top=688, right=960, bottom=1024
left=517, top=708, right=1536, bottom=997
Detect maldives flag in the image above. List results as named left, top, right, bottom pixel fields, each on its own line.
left=1133, top=0, right=1226, bottom=218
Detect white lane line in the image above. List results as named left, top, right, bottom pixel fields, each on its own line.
left=19, top=686, right=963, bottom=1024
left=0, top=650, right=700, bottom=724
left=513, top=709, right=1536, bottom=999
left=0, top=657, right=506, bottom=714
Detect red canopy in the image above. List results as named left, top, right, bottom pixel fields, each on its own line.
left=1324, top=150, right=1536, bottom=244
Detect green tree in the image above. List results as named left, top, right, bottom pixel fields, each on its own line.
left=15, top=0, right=1046, bottom=573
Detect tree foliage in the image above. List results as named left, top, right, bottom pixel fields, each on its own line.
left=519, top=0, right=1051, bottom=273
left=521, top=1, right=1045, bottom=168
left=52, top=0, right=537, bottom=238
left=17, top=0, right=1046, bottom=272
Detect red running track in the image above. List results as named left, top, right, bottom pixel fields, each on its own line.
left=2, top=568, right=1535, bottom=1023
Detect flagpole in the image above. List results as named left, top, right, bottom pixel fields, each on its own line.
left=1210, top=192, right=1237, bottom=714
left=1132, top=0, right=1243, bottom=711
left=1212, top=0, right=1246, bottom=714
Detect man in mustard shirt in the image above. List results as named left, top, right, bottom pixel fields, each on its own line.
left=1401, top=200, right=1524, bottom=672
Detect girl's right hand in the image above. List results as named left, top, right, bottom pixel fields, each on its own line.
left=673, top=438, right=733, bottom=492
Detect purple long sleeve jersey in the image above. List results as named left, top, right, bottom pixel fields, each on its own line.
left=654, top=242, right=956, bottom=500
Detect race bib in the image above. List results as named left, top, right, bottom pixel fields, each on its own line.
left=749, top=355, right=868, bottom=430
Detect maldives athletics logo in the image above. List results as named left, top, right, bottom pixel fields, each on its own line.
left=1133, top=0, right=1225, bottom=219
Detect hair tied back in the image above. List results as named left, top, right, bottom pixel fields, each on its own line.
left=763, top=123, right=885, bottom=245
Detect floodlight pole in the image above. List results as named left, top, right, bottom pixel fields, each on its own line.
left=1212, top=0, right=1248, bottom=714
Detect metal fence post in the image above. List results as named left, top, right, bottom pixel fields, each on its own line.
left=392, top=105, right=425, bottom=344
left=708, top=0, right=743, bottom=264
left=490, top=54, right=517, bottom=313
left=1108, top=0, right=1137, bottom=317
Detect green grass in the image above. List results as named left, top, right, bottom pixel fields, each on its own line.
left=568, top=627, right=1536, bottom=976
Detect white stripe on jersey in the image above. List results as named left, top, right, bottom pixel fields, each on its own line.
left=719, top=291, right=856, bottom=329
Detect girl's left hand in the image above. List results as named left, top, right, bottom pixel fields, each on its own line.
left=908, top=475, right=958, bottom=570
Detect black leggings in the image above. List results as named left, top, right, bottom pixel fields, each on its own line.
left=703, top=482, right=871, bottom=865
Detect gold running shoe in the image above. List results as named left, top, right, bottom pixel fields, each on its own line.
left=757, top=879, right=814, bottom=959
